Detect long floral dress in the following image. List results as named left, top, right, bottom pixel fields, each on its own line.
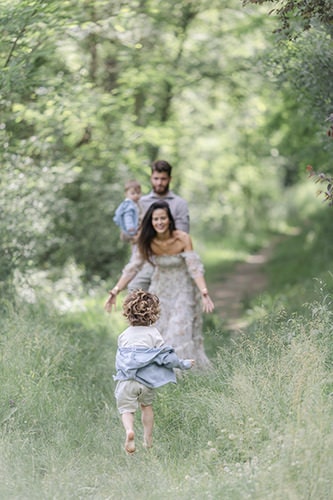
left=121, top=251, right=211, bottom=369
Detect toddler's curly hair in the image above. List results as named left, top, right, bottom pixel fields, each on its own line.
left=123, top=289, right=160, bottom=326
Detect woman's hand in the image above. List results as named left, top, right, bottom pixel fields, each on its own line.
left=104, top=289, right=118, bottom=313
left=202, top=294, right=214, bottom=313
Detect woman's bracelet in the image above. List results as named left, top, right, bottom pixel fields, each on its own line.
left=201, top=287, right=208, bottom=296
left=109, top=286, right=120, bottom=295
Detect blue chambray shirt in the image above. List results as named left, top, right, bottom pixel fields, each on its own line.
left=113, top=199, right=140, bottom=236
left=114, top=345, right=192, bottom=389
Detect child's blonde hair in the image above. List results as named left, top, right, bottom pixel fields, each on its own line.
left=125, top=180, right=141, bottom=193
left=123, top=289, right=160, bottom=326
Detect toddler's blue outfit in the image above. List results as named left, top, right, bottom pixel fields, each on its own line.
left=113, top=199, right=140, bottom=237
left=114, top=325, right=192, bottom=414
left=114, top=345, right=192, bottom=388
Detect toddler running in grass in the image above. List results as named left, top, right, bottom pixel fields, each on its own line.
left=113, top=289, right=194, bottom=454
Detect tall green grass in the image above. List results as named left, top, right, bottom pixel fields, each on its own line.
left=1, top=286, right=332, bottom=498
left=1, top=186, right=332, bottom=499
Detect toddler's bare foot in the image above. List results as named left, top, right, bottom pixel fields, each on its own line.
left=125, top=430, right=135, bottom=454
left=143, top=437, right=152, bottom=449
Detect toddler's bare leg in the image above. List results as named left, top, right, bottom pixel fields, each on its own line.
left=121, top=412, right=135, bottom=454
left=141, top=404, right=154, bottom=448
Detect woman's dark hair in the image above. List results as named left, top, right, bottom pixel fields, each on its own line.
left=138, top=201, right=176, bottom=263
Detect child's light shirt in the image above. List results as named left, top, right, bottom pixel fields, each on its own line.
left=118, top=325, right=165, bottom=349
left=114, top=325, right=192, bottom=388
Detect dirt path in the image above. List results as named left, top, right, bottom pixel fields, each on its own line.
left=210, top=242, right=275, bottom=331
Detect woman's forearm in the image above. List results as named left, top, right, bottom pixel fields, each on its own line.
left=110, top=251, right=145, bottom=295
left=193, top=275, right=214, bottom=313
left=104, top=273, right=133, bottom=313
left=193, top=275, right=209, bottom=296
left=109, top=273, right=134, bottom=295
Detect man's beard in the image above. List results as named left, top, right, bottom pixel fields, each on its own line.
left=154, top=183, right=169, bottom=196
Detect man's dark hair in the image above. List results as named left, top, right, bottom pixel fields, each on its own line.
left=151, top=160, right=172, bottom=176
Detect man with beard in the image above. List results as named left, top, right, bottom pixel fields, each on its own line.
left=128, top=159, right=190, bottom=291
left=140, top=160, right=189, bottom=232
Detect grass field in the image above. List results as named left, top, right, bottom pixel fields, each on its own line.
left=1, top=189, right=332, bottom=499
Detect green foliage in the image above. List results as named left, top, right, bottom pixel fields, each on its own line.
left=1, top=0, right=68, bottom=96
left=267, top=29, right=333, bottom=121
left=0, top=0, right=331, bottom=284
left=242, top=0, right=333, bottom=185
left=307, top=164, right=333, bottom=205
left=239, top=184, right=333, bottom=338
left=267, top=208, right=333, bottom=296
left=243, top=0, right=333, bottom=38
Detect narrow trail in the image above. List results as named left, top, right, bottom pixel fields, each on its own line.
left=210, top=242, right=276, bottom=331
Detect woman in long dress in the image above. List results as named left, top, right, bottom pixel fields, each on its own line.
left=104, top=200, right=214, bottom=368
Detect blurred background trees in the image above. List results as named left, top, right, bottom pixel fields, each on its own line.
left=1, top=0, right=332, bottom=284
